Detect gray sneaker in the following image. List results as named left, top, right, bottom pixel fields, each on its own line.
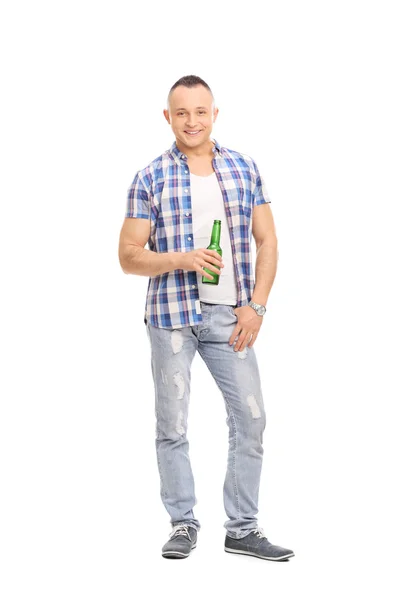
left=225, top=527, right=294, bottom=561
left=162, top=525, right=198, bottom=559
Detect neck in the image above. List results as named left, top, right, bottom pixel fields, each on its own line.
left=175, top=138, right=214, bottom=159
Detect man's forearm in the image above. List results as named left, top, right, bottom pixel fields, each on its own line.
left=250, top=240, right=279, bottom=306
left=121, top=245, right=183, bottom=277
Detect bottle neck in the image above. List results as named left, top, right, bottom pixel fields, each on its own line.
left=210, top=222, right=221, bottom=245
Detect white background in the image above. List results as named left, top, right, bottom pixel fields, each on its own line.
left=1, top=0, right=416, bottom=598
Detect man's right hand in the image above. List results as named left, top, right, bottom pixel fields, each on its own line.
left=179, top=248, right=224, bottom=280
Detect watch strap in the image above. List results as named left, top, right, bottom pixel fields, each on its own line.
left=249, top=301, right=266, bottom=314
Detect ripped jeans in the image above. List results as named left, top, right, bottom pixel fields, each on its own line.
left=145, top=301, right=266, bottom=539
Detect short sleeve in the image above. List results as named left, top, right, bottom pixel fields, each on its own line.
left=125, top=171, right=150, bottom=219
left=253, top=161, right=271, bottom=207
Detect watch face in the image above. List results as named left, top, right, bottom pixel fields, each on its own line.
left=258, top=306, right=266, bottom=316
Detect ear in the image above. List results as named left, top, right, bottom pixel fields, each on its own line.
left=213, top=107, right=219, bottom=122
left=163, top=109, right=171, bottom=124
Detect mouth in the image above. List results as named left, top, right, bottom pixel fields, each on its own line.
left=184, top=130, right=202, bottom=137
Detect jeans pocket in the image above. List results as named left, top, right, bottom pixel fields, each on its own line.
left=227, top=305, right=237, bottom=320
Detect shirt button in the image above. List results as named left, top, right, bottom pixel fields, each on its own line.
left=181, top=154, right=186, bottom=159
left=184, top=189, right=188, bottom=194
left=192, top=285, right=196, bottom=289
left=185, top=212, right=190, bottom=216
left=184, top=170, right=188, bottom=174
left=187, top=236, right=192, bottom=241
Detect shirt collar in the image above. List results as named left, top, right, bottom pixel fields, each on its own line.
left=169, top=138, right=222, bottom=165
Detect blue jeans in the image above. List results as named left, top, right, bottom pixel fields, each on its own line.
left=146, top=301, right=266, bottom=539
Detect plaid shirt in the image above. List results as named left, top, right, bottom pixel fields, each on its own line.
left=125, top=138, right=271, bottom=329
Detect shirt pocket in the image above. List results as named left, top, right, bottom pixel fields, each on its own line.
left=226, top=185, right=252, bottom=222
left=157, top=188, right=182, bottom=227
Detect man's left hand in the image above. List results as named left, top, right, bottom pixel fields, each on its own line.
left=229, top=305, right=263, bottom=352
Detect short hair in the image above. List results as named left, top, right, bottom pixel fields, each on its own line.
left=167, top=75, right=215, bottom=109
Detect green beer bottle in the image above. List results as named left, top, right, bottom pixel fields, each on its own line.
left=202, top=219, right=222, bottom=285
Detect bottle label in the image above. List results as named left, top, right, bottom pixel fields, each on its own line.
left=195, top=300, right=201, bottom=314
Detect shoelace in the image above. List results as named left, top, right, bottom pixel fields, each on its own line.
left=169, top=525, right=191, bottom=541
left=253, top=527, right=266, bottom=539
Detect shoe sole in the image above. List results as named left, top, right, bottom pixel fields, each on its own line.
left=162, top=542, right=197, bottom=559
left=224, top=547, right=295, bottom=561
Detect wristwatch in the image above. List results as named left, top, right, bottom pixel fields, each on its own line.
left=248, top=301, right=267, bottom=316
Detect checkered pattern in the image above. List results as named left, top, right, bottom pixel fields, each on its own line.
left=125, top=139, right=271, bottom=329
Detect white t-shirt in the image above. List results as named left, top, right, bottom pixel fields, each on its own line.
left=190, top=172, right=238, bottom=306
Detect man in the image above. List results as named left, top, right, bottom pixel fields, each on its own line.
left=118, top=75, right=294, bottom=562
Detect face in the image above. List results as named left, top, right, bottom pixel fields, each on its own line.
left=164, top=85, right=219, bottom=152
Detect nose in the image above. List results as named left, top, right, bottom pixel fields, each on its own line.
left=185, top=116, right=197, bottom=128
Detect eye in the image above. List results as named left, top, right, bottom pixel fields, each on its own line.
left=198, top=111, right=206, bottom=115
left=177, top=112, right=185, bottom=117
